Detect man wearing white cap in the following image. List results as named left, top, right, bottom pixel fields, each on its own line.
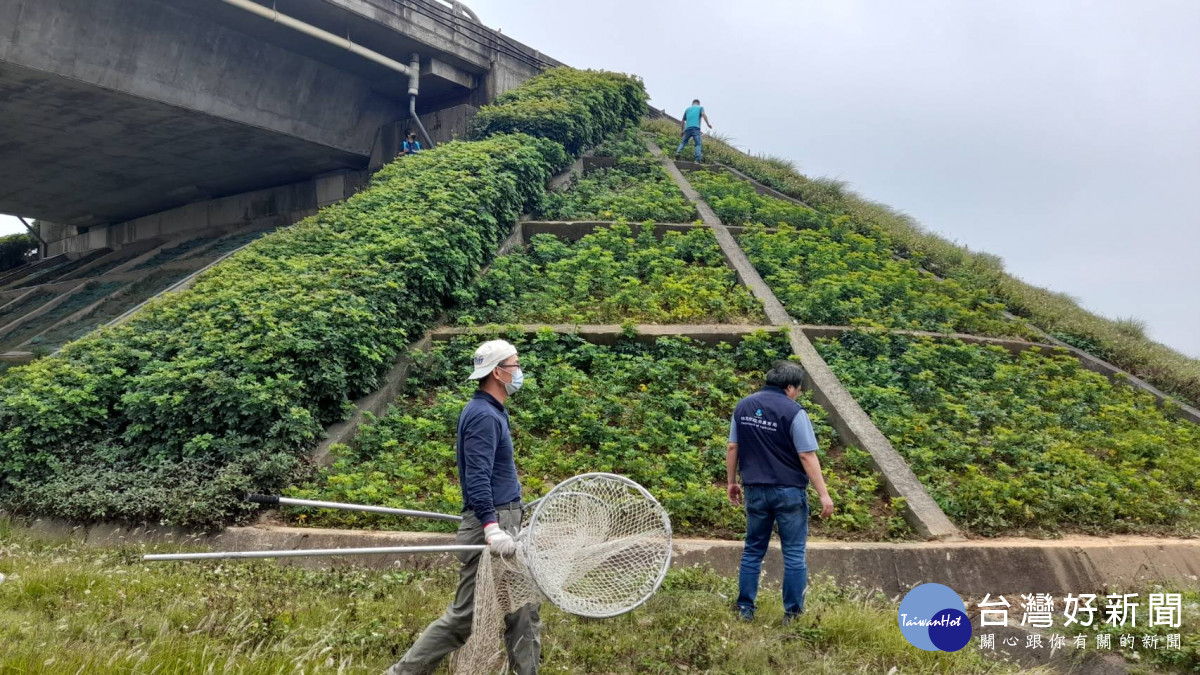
left=388, top=339, right=541, bottom=675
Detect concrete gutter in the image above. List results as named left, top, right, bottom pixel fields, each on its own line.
left=432, top=323, right=777, bottom=346
left=671, top=158, right=819, bottom=212
left=800, top=325, right=1053, bottom=354
left=649, top=136, right=963, bottom=542
left=1042, top=336, right=1200, bottom=425
left=24, top=518, right=1199, bottom=598
left=520, top=220, right=703, bottom=244
left=645, top=138, right=791, bottom=324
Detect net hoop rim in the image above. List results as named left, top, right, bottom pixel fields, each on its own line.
left=525, top=472, right=673, bottom=618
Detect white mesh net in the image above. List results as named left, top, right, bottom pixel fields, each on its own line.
left=452, top=473, right=672, bottom=674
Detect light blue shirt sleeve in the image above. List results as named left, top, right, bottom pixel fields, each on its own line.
left=728, top=411, right=737, bottom=443
left=791, top=410, right=819, bottom=453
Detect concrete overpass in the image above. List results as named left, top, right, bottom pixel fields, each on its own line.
left=0, top=0, right=559, bottom=256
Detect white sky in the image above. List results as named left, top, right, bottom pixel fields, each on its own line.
left=6, top=0, right=1197, bottom=357
left=0, top=215, right=27, bottom=237
left=472, top=0, right=1200, bottom=358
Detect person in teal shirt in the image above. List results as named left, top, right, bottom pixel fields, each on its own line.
left=676, top=99, right=712, bottom=161
left=400, top=130, right=422, bottom=156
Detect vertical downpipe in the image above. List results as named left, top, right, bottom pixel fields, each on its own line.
left=409, top=53, right=435, bottom=149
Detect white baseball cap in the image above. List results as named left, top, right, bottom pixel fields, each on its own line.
left=468, top=339, right=518, bottom=380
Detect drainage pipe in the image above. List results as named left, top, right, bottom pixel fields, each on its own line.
left=407, top=52, right=435, bottom=149
left=219, top=0, right=414, bottom=77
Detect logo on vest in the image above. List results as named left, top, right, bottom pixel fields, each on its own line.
left=755, top=408, right=763, bottom=417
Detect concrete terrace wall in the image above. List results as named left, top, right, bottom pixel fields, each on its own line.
left=41, top=172, right=354, bottom=258
left=21, top=518, right=1200, bottom=598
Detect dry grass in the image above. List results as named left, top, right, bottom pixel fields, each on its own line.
left=0, top=519, right=1034, bottom=674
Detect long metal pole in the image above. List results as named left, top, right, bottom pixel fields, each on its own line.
left=247, top=494, right=462, bottom=522
left=145, top=545, right=485, bottom=562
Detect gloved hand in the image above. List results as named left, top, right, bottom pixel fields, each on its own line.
left=484, top=522, right=517, bottom=557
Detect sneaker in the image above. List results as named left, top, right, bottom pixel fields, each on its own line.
left=737, top=608, right=755, bottom=622
left=783, top=612, right=802, bottom=625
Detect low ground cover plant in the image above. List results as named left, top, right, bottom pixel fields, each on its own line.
left=452, top=222, right=764, bottom=325
left=816, top=330, right=1200, bottom=537
left=286, top=331, right=912, bottom=541
left=644, top=117, right=1200, bottom=408
left=539, top=138, right=698, bottom=222
left=686, top=168, right=828, bottom=230
left=739, top=222, right=1037, bottom=339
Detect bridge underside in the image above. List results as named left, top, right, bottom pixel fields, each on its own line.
left=1, top=0, right=550, bottom=235
left=0, top=62, right=368, bottom=228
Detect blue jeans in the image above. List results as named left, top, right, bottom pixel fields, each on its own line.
left=676, top=127, right=703, bottom=161
left=737, top=485, right=809, bottom=618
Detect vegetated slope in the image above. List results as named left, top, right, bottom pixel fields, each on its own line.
left=285, top=330, right=912, bottom=541
left=685, top=167, right=1036, bottom=339
left=645, top=118, right=1200, bottom=409
left=451, top=222, right=765, bottom=325
left=818, top=330, right=1200, bottom=537
left=0, top=69, right=646, bottom=528
left=538, top=127, right=698, bottom=222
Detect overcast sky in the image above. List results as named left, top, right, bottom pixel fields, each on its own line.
left=469, top=0, right=1200, bottom=358
left=5, top=0, right=1196, bottom=356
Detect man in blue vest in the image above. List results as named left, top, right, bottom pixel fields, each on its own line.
left=726, top=360, right=835, bottom=623
left=676, top=98, right=712, bottom=161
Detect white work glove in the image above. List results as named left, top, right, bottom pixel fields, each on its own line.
left=484, top=522, right=517, bottom=557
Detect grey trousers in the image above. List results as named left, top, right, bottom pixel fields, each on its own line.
left=386, top=504, right=542, bottom=675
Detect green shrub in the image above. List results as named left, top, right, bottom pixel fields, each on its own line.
left=817, top=330, right=1200, bottom=536
left=539, top=127, right=697, bottom=222
left=471, top=68, right=647, bottom=154
left=590, top=126, right=651, bottom=158
left=540, top=159, right=698, bottom=222
left=285, top=331, right=912, bottom=540
left=0, top=69, right=644, bottom=528
left=740, top=223, right=1037, bottom=339
left=686, top=168, right=827, bottom=230
left=452, top=222, right=764, bottom=325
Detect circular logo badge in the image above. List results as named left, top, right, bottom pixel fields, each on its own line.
left=897, top=583, right=972, bottom=652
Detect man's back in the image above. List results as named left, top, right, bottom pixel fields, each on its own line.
left=683, top=104, right=704, bottom=129
left=732, top=387, right=817, bottom=487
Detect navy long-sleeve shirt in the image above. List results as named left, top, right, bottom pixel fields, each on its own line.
left=456, top=390, right=521, bottom=526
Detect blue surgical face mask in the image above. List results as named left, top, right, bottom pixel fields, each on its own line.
left=503, top=367, right=524, bottom=395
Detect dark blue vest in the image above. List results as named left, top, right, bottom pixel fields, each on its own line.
left=733, top=386, right=808, bottom=487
